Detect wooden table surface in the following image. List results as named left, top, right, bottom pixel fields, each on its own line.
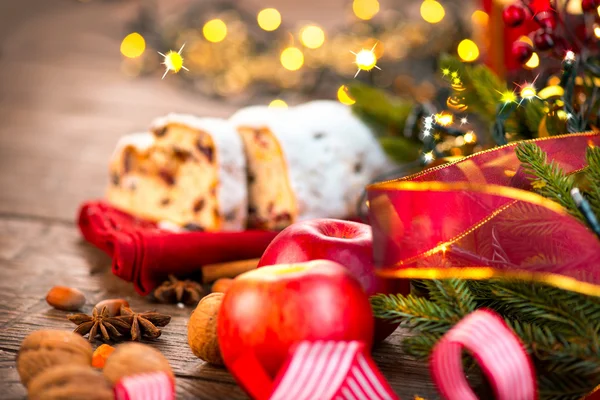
left=0, top=1, right=463, bottom=398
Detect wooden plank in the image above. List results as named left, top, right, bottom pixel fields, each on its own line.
left=0, top=217, right=446, bottom=399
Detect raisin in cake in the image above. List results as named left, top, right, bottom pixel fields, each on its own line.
left=230, top=101, right=393, bottom=230
left=107, top=115, right=247, bottom=231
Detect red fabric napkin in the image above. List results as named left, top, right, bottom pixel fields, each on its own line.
left=78, top=201, right=279, bottom=295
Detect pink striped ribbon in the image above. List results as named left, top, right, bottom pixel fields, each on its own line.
left=430, top=309, right=537, bottom=400
left=270, top=341, right=399, bottom=400
left=114, top=372, right=175, bottom=400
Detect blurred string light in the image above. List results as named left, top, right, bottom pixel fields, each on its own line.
left=337, top=85, right=356, bottom=105
left=595, top=24, right=600, bottom=38
left=120, top=33, right=146, bottom=58
left=280, top=47, right=304, bottom=71
left=300, top=25, right=325, bottom=49
left=269, top=99, right=288, bottom=108
left=353, top=0, right=380, bottom=20
left=524, top=52, right=540, bottom=69
left=457, top=39, right=479, bottom=62
left=257, top=8, right=282, bottom=31
left=538, top=85, right=564, bottom=99
left=471, top=10, right=489, bottom=26
left=351, top=43, right=380, bottom=78
left=158, top=44, right=188, bottom=79
left=435, top=112, right=453, bottom=126
left=203, top=19, right=227, bottom=43
left=463, top=131, right=476, bottom=144
left=420, top=0, right=445, bottom=24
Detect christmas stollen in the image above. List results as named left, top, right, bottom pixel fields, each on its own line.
left=107, top=115, right=247, bottom=231
left=230, top=100, right=393, bottom=230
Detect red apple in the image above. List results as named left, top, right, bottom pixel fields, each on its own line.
left=217, top=260, right=374, bottom=380
left=258, top=219, right=409, bottom=342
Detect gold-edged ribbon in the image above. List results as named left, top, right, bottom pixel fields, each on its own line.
left=367, top=132, right=600, bottom=296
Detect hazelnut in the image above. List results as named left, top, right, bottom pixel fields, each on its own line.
left=103, top=342, right=174, bottom=385
left=94, top=298, right=129, bottom=317
left=28, top=364, right=113, bottom=400
left=17, top=330, right=93, bottom=388
left=46, top=286, right=86, bottom=311
left=187, top=292, right=224, bottom=366
left=211, top=278, right=233, bottom=293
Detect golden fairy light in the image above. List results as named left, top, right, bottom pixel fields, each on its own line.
left=441, top=68, right=451, bottom=77
left=471, top=10, right=489, bottom=26
left=353, top=0, right=380, bottom=21
left=158, top=44, right=188, bottom=79
left=269, top=99, right=288, bottom=108
left=351, top=43, right=380, bottom=78
left=423, top=151, right=435, bottom=163
left=120, top=33, right=146, bottom=58
left=460, top=117, right=468, bottom=125
left=435, top=113, right=453, bottom=126
left=280, top=47, right=304, bottom=71
left=337, top=85, right=356, bottom=105
left=500, top=90, right=517, bottom=104
left=300, top=25, right=325, bottom=49
left=565, top=50, right=576, bottom=62
left=594, top=25, right=600, bottom=38
left=518, top=80, right=540, bottom=104
left=420, top=0, right=445, bottom=24
left=463, top=131, right=477, bottom=144
left=524, top=52, right=540, bottom=69
left=257, top=8, right=281, bottom=31
left=457, top=39, right=480, bottom=62
left=538, top=85, right=564, bottom=99
left=203, top=19, right=227, bottom=43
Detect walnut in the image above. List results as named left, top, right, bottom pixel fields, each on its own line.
left=28, top=364, right=113, bottom=400
left=187, top=293, right=224, bottom=366
left=103, top=342, right=174, bottom=385
left=17, top=330, right=93, bottom=388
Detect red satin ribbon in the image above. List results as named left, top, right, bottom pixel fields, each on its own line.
left=367, top=133, right=600, bottom=296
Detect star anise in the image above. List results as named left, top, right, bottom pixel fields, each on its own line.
left=153, top=275, right=204, bottom=305
left=116, top=306, right=171, bottom=341
left=67, top=306, right=131, bottom=342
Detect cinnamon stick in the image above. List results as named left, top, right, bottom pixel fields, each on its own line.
left=201, top=258, right=260, bottom=283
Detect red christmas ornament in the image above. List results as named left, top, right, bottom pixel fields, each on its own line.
left=512, top=41, right=534, bottom=64
left=533, top=29, right=555, bottom=51
left=503, top=4, right=527, bottom=27
left=582, top=0, right=599, bottom=12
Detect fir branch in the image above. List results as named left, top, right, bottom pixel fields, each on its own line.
left=515, top=142, right=583, bottom=220
left=537, top=372, right=598, bottom=400
left=422, top=279, right=477, bottom=316
left=370, top=294, right=461, bottom=334
left=585, top=146, right=600, bottom=217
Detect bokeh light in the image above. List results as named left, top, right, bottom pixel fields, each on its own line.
left=420, top=0, right=445, bottom=24
left=257, top=8, right=282, bottom=31
left=203, top=19, right=227, bottom=43
left=520, top=84, right=537, bottom=99
left=353, top=0, right=380, bottom=21
left=457, top=39, right=480, bottom=62
left=464, top=131, right=477, bottom=144
left=471, top=10, right=489, bottom=26
left=120, top=33, right=146, bottom=58
left=337, top=85, right=356, bottom=105
left=269, top=99, right=288, bottom=108
left=300, top=25, right=325, bottom=49
left=524, top=52, right=540, bottom=69
left=280, top=47, right=304, bottom=71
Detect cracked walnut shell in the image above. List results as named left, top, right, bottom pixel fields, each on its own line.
left=17, top=330, right=93, bottom=388
left=103, top=342, right=174, bottom=385
left=28, top=364, right=113, bottom=400
left=187, top=292, right=224, bottom=366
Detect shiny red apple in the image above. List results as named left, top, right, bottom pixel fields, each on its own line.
left=217, top=260, right=374, bottom=380
left=258, top=218, right=409, bottom=341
